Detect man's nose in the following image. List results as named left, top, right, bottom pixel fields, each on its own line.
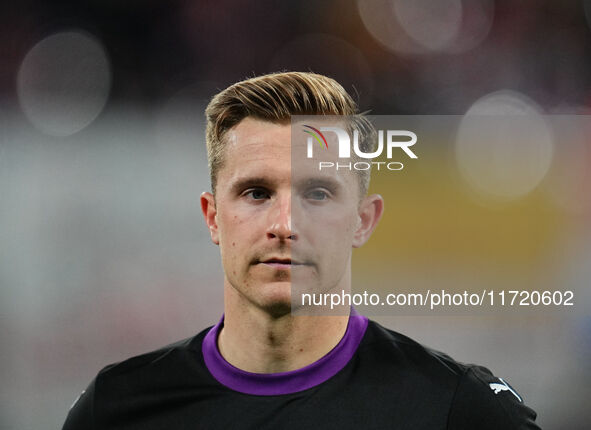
left=267, top=194, right=296, bottom=241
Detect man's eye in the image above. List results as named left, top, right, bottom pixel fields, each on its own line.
left=245, top=189, right=270, bottom=200
left=306, top=189, right=329, bottom=201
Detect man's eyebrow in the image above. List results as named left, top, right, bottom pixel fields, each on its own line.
left=295, top=177, right=342, bottom=191
left=230, top=177, right=276, bottom=193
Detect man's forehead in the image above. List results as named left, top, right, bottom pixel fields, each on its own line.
left=226, top=118, right=290, bottom=146
left=220, top=119, right=291, bottom=169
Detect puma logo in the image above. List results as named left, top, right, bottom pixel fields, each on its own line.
left=489, top=378, right=522, bottom=402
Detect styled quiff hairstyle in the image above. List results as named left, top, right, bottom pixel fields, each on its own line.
left=205, top=71, right=374, bottom=194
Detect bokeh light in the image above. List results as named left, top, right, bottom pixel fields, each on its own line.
left=393, top=0, right=462, bottom=51
left=544, top=117, right=591, bottom=214
left=455, top=90, right=554, bottom=200
left=17, top=31, right=111, bottom=137
left=358, top=0, right=494, bottom=55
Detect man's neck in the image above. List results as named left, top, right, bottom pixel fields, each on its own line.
left=219, top=288, right=349, bottom=373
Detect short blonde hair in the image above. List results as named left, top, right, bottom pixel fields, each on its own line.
left=205, top=71, right=374, bottom=194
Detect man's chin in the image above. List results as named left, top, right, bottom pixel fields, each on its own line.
left=257, top=282, right=292, bottom=317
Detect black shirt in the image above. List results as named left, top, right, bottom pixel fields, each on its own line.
left=63, top=313, right=540, bottom=429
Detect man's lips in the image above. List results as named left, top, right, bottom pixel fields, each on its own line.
left=257, top=258, right=306, bottom=269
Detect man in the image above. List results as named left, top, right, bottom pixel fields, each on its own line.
left=63, top=72, right=541, bottom=429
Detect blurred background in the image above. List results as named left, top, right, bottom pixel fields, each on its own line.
left=1, top=0, right=590, bottom=428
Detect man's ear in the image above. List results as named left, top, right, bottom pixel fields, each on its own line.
left=352, top=194, right=384, bottom=248
left=200, top=192, right=220, bottom=245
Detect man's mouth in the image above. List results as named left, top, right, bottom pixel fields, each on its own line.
left=259, top=258, right=303, bottom=269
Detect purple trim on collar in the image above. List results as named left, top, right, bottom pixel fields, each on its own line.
left=202, top=309, right=368, bottom=396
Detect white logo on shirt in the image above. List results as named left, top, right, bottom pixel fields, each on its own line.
left=489, top=378, right=522, bottom=402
